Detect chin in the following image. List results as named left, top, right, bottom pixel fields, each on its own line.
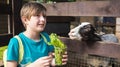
left=36, top=28, right=44, bottom=32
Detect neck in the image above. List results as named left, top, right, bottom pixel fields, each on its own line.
left=23, top=30, right=41, bottom=40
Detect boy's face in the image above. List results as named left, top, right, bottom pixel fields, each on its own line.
left=25, top=13, right=46, bottom=33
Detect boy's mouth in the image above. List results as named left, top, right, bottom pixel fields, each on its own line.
left=38, top=24, right=45, bottom=27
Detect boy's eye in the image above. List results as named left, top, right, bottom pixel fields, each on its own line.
left=36, top=15, right=40, bottom=17
left=34, top=15, right=46, bottom=19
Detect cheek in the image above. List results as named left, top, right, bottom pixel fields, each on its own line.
left=29, top=19, right=38, bottom=24
left=27, top=21, right=37, bottom=28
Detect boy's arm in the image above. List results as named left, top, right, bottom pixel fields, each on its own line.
left=7, top=61, right=17, bottom=67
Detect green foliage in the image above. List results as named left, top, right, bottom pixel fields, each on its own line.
left=49, top=33, right=66, bottom=49
left=0, top=46, right=7, bottom=60
left=49, top=33, right=66, bottom=65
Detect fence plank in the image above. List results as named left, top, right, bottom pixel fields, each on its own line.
left=44, top=1, right=120, bottom=17
left=60, top=37, right=120, bottom=59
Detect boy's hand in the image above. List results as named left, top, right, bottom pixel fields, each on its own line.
left=51, top=51, right=68, bottom=66
left=62, top=51, right=68, bottom=65
left=27, top=55, right=53, bottom=67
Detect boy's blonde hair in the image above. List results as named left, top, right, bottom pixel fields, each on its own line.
left=20, top=2, right=46, bottom=27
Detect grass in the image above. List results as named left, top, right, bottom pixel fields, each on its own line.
left=0, top=46, right=8, bottom=60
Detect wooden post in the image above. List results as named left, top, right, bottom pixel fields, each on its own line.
left=116, top=17, right=120, bottom=42
left=12, top=0, right=23, bottom=35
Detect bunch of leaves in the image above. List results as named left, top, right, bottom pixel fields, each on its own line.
left=49, top=33, right=66, bottom=49
left=49, top=33, right=67, bottom=65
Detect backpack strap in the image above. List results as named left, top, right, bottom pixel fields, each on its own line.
left=3, top=49, right=7, bottom=67
left=14, top=35, right=24, bottom=64
left=3, top=35, right=24, bottom=67
left=40, top=33, right=51, bottom=45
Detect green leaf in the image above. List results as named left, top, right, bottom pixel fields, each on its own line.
left=49, top=33, right=66, bottom=49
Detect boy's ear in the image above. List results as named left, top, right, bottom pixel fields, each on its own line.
left=21, top=16, right=27, bottom=23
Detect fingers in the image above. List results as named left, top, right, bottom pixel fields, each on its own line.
left=38, top=56, right=52, bottom=66
left=64, top=51, right=67, bottom=54
left=62, top=51, right=68, bottom=65
left=49, top=52, right=54, bottom=58
left=62, top=52, right=68, bottom=61
left=43, top=61, right=50, bottom=66
left=62, top=57, right=68, bottom=65
left=62, top=54, right=68, bottom=58
left=62, top=62, right=67, bottom=65
left=41, top=55, right=52, bottom=60
left=51, top=52, right=55, bottom=56
left=51, top=51, right=67, bottom=56
left=42, top=59, right=52, bottom=67
left=50, top=52, right=68, bottom=66
left=45, top=66, right=50, bottom=67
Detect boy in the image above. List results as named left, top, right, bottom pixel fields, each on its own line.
left=6, top=2, right=68, bottom=67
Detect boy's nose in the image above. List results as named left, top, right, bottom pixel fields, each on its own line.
left=40, top=16, right=45, bottom=21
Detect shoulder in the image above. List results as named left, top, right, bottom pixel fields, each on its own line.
left=7, top=36, right=20, bottom=51
left=7, top=36, right=19, bottom=53
left=41, top=32, right=49, bottom=37
left=41, top=32, right=51, bottom=42
left=9, top=36, right=19, bottom=45
left=8, top=35, right=23, bottom=49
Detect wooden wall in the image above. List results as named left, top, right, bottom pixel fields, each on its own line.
left=43, top=0, right=120, bottom=40
left=0, top=0, right=120, bottom=45
left=44, top=1, right=120, bottom=16
left=0, top=0, right=23, bottom=46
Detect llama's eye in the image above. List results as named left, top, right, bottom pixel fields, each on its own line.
left=84, top=26, right=88, bottom=29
